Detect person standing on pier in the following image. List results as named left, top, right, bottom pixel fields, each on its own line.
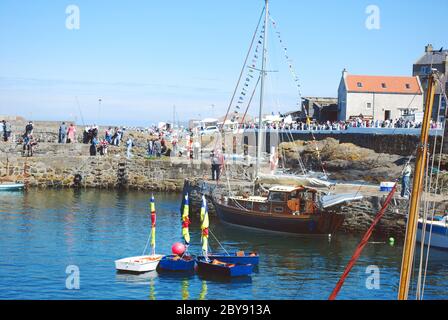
left=67, top=123, right=76, bottom=143
left=401, top=163, right=412, bottom=199
left=25, top=121, right=33, bottom=136
left=154, top=138, right=162, bottom=157
left=210, top=150, right=220, bottom=181
left=58, top=122, right=67, bottom=143
left=2, top=120, right=11, bottom=142
left=90, top=136, right=98, bottom=156
left=126, top=137, right=134, bottom=159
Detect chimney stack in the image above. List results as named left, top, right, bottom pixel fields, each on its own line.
left=425, top=44, right=433, bottom=53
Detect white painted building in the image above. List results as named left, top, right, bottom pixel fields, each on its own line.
left=338, top=70, right=424, bottom=121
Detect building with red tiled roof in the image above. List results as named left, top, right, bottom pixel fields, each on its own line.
left=338, top=69, right=424, bottom=121
left=413, top=44, right=447, bottom=122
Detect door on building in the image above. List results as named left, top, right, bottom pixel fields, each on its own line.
left=384, top=110, right=391, bottom=121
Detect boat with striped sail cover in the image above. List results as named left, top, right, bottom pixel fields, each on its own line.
left=115, top=195, right=164, bottom=273
left=196, top=196, right=254, bottom=277
left=158, top=194, right=196, bottom=272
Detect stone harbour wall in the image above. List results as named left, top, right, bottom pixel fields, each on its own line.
left=0, top=155, right=214, bottom=192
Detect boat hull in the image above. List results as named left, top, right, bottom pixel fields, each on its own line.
left=158, top=255, right=196, bottom=272
left=196, top=258, right=253, bottom=277
left=199, top=254, right=259, bottom=265
left=214, top=202, right=344, bottom=235
left=0, top=183, right=25, bottom=191
left=115, top=254, right=164, bottom=273
left=417, top=220, right=448, bottom=250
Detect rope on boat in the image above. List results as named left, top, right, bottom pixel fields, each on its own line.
left=418, top=73, right=448, bottom=299
left=141, top=230, right=152, bottom=256
left=328, top=183, right=398, bottom=300
left=208, top=229, right=230, bottom=256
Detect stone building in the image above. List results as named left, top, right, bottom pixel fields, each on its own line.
left=302, top=97, right=338, bottom=122
left=413, top=44, right=447, bottom=122
left=337, top=69, right=424, bottom=121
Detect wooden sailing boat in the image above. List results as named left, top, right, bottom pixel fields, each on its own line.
left=115, top=195, right=164, bottom=273
left=212, top=0, right=349, bottom=236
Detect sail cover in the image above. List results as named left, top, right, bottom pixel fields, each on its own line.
left=258, top=173, right=335, bottom=188
left=320, top=193, right=363, bottom=209
left=150, top=195, right=157, bottom=254
left=200, top=196, right=209, bottom=257
left=182, top=194, right=191, bottom=245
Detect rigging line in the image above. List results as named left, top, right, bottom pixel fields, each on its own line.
left=285, top=127, right=307, bottom=175
left=415, top=152, right=432, bottom=299
left=208, top=228, right=230, bottom=255
left=75, top=96, right=86, bottom=127
left=221, top=7, right=265, bottom=130
left=211, top=8, right=265, bottom=154
left=269, top=18, right=328, bottom=177
left=421, top=80, right=448, bottom=298
left=241, top=76, right=261, bottom=127
left=142, top=229, right=153, bottom=256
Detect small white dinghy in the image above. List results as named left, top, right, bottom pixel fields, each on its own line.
left=115, top=195, right=164, bottom=273
left=115, top=254, right=164, bottom=273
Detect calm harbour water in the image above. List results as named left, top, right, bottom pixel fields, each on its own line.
left=0, top=189, right=446, bottom=300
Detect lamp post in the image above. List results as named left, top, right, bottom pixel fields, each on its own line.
left=98, top=98, right=102, bottom=125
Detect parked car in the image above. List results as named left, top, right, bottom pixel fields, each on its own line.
left=201, top=126, right=220, bottom=135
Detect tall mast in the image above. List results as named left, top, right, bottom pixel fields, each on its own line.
left=255, top=0, right=269, bottom=178
left=397, top=70, right=437, bottom=300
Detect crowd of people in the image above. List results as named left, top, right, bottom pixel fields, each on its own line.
left=239, top=117, right=443, bottom=131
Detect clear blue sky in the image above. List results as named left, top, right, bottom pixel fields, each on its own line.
left=0, top=0, right=446, bottom=126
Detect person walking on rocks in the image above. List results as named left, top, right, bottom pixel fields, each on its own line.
left=90, top=136, right=99, bottom=156
left=22, top=133, right=35, bottom=157
left=401, top=163, right=412, bottom=199
left=126, top=137, right=134, bottom=159
left=147, top=139, right=153, bottom=157
left=67, top=123, right=76, bottom=143
left=2, top=120, right=11, bottom=142
left=25, top=121, right=33, bottom=136
left=58, top=122, right=67, bottom=143
left=154, top=138, right=162, bottom=158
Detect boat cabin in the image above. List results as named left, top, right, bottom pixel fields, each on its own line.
left=228, top=185, right=319, bottom=215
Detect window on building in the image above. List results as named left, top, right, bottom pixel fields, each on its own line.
left=401, top=109, right=410, bottom=116
left=405, top=83, right=411, bottom=89
left=381, top=83, right=387, bottom=89
left=357, top=82, right=363, bottom=88
left=366, top=103, right=372, bottom=109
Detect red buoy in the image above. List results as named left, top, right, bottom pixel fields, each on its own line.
left=171, top=242, right=186, bottom=256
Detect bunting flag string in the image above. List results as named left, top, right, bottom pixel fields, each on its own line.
left=230, top=21, right=267, bottom=121
left=270, top=15, right=327, bottom=177
left=270, top=16, right=302, bottom=106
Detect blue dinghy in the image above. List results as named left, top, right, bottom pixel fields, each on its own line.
left=158, top=255, right=195, bottom=272
left=201, top=252, right=259, bottom=265
left=196, top=257, right=253, bottom=277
